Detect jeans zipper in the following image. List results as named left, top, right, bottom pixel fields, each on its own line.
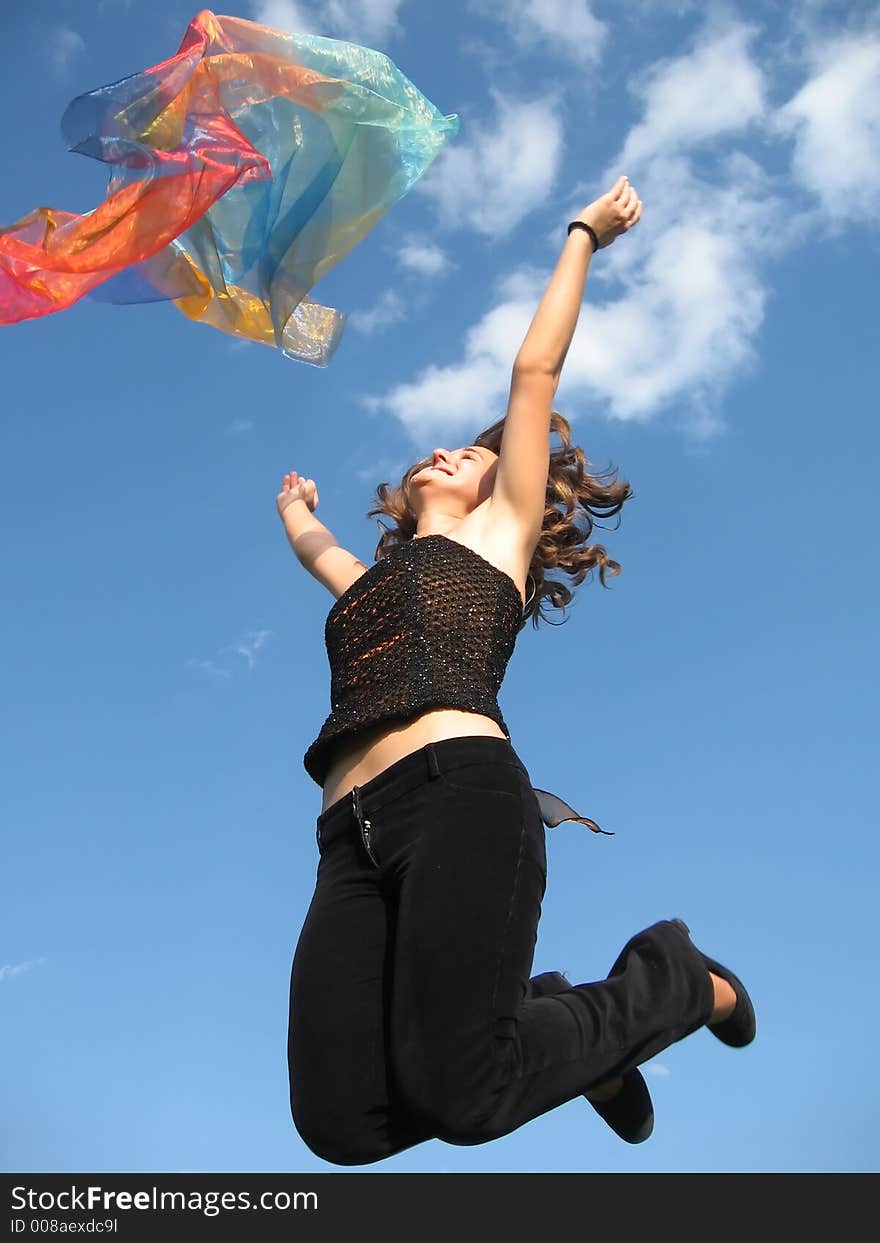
left=352, top=786, right=379, bottom=869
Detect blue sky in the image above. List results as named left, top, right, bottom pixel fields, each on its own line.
left=2, top=0, right=878, bottom=1175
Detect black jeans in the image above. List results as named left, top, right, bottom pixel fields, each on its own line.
left=288, top=736, right=714, bottom=1165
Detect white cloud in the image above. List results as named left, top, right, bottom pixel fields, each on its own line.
left=771, top=32, right=880, bottom=227
left=363, top=351, right=511, bottom=443
left=188, top=628, right=273, bottom=678
left=227, top=628, right=273, bottom=672
left=616, top=20, right=767, bottom=167
left=250, top=0, right=405, bottom=45
left=644, top=1062, right=672, bottom=1078
left=469, top=0, right=608, bottom=68
left=348, top=288, right=408, bottom=336
left=0, top=959, right=44, bottom=983
left=415, top=88, right=566, bottom=237
left=251, top=1, right=321, bottom=37
left=627, top=0, right=699, bottom=11
left=397, top=239, right=454, bottom=277
left=51, top=27, right=85, bottom=70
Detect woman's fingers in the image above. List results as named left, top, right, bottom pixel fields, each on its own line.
left=620, top=182, right=641, bottom=227
left=280, top=470, right=317, bottom=494
left=610, top=178, right=641, bottom=226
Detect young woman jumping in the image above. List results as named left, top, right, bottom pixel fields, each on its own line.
left=276, top=175, right=755, bottom=1166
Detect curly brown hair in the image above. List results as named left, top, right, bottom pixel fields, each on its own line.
left=365, top=411, right=634, bottom=631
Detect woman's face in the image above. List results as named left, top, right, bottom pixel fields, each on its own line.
left=411, top=444, right=499, bottom=514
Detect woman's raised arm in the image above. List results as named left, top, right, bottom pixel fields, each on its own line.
left=514, top=175, right=641, bottom=376
left=490, top=177, right=642, bottom=541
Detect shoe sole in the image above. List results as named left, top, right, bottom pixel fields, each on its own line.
left=589, top=1070, right=655, bottom=1144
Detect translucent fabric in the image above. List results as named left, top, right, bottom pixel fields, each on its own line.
left=532, top=787, right=612, bottom=835
left=0, top=9, right=458, bottom=364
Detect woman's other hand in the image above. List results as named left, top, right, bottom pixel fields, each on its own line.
left=277, top=470, right=320, bottom=517
left=573, top=176, right=642, bottom=249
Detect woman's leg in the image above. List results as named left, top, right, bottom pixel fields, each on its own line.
left=287, top=808, right=432, bottom=1165
left=377, top=742, right=715, bottom=1146
left=286, top=825, right=595, bottom=1164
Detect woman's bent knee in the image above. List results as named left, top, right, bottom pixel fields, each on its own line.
left=290, top=1104, right=390, bottom=1167
left=432, top=1112, right=507, bottom=1146
left=293, top=1122, right=389, bottom=1167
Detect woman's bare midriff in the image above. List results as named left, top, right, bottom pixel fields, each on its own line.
left=320, top=709, right=509, bottom=812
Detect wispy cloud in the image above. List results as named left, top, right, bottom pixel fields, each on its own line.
left=415, top=87, right=566, bottom=237
left=397, top=238, right=454, bottom=278
left=644, top=1062, right=671, bottom=1078
left=348, top=289, right=408, bottom=336
left=627, top=0, right=700, bottom=13
left=469, top=0, right=608, bottom=68
left=188, top=628, right=274, bottom=679
left=51, top=27, right=85, bottom=70
left=362, top=353, right=507, bottom=443
left=614, top=20, right=767, bottom=166
left=770, top=30, right=880, bottom=227
left=224, top=628, right=273, bottom=673
left=0, top=958, right=45, bottom=983
left=251, top=1, right=319, bottom=37
left=250, top=0, right=405, bottom=45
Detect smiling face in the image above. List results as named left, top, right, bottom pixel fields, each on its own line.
left=410, top=444, right=499, bottom=528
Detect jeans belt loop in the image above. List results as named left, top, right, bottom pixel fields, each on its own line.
left=426, top=742, right=441, bottom=781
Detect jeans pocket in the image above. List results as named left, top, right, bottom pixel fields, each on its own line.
left=439, top=761, right=525, bottom=801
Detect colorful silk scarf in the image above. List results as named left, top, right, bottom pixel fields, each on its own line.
left=0, top=10, right=458, bottom=364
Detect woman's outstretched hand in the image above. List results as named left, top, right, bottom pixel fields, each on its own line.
left=277, top=470, right=319, bottom=517
left=573, top=176, right=642, bottom=249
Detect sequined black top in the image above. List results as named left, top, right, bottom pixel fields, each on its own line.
left=303, top=533, right=525, bottom=788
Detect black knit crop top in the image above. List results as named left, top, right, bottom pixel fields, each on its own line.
left=302, top=533, right=526, bottom=787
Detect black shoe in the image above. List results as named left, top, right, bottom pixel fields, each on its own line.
left=526, top=971, right=654, bottom=1143
left=671, top=919, right=756, bottom=1048
left=587, top=1070, right=654, bottom=1144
